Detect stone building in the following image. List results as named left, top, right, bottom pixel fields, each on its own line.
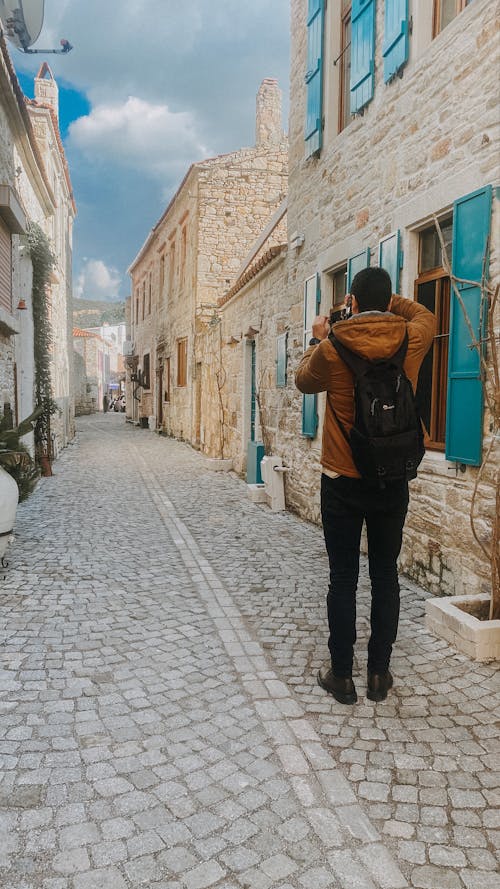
left=196, top=201, right=290, bottom=471
left=0, top=37, right=55, bottom=448
left=126, top=79, right=288, bottom=438
left=26, top=63, right=76, bottom=448
left=196, top=0, right=498, bottom=602
left=73, top=327, right=111, bottom=415
left=0, top=43, right=75, bottom=459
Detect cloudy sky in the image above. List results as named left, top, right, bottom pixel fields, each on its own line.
left=15, top=0, right=290, bottom=301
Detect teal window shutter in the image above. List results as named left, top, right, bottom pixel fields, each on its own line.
left=445, top=186, right=492, bottom=466
left=350, top=0, right=376, bottom=114
left=305, top=0, right=325, bottom=158
left=383, top=0, right=409, bottom=83
left=378, top=231, right=402, bottom=293
left=276, top=333, right=288, bottom=388
left=347, top=248, right=371, bottom=291
left=302, top=273, right=321, bottom=437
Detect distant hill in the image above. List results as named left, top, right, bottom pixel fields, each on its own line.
left=73, top=298, right=126, bottom=328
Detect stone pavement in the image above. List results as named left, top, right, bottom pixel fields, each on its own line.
left=1, top=413, right=498, bottom=889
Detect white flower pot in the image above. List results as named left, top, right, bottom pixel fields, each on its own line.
left=0, top=465, right=19, bottom=560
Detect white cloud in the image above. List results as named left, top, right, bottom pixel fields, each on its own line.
left=15, top=0, right=290, bottom=299
left=68, top=96, right=210, bottom=180
left=75, top=259, right=122, bottom=301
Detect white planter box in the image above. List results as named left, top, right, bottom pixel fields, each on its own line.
left=425, top=594, right=500, bottom=662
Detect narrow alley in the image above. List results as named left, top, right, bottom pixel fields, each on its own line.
left=1, top=415, right=498, bottom=889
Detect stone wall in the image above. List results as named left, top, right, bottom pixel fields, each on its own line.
left=281, top=0, right=499, bottom=596
left=197, top=249, right=290, bottom=468
left=129, top=93, right=288, bottom=446
left=73, top=347, right=94, bottom=416
left=28, top=101, right=75, bottom=451
left=0, top=50, right=49, bottom=432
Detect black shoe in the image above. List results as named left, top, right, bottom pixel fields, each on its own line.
left=367, top=670, right=393, bottom=702
left=317, top=666, right=357, bottom=705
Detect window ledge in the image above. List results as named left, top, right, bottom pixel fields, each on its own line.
left=0, top=306, right=19, bottom=335
left=419, top=449, right=472, bottom=481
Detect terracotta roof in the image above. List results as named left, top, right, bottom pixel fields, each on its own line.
left=218, top=244, right=287, bottom=307
left=73, top=327, right=109, bottom=345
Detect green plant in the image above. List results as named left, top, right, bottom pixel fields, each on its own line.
left=0, top=408, right=42, bottom=501
left=26, top=223, right=59, bottom=460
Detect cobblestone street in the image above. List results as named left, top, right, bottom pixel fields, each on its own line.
left=1, top=413, right=499, bottom=889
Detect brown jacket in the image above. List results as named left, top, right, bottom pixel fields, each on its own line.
left=295, top=296, right=436, bottom=478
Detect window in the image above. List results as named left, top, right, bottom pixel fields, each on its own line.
left=169, top=239, right=176, bottom=292
left=414, top=218, right=452, bottom=449
left=302, top=274, right=321, bottom=437
left=159, top=253, right=165, bottom=293
left=339, top=5, right=353, bottom=132
left=330, top=265, right=347, bottom=323
left=148, top=273, right=152, bottom=314
left=177, top=338, right=187, bottom=387
left=143, top=353, right=150, bottom=390
left=135, top=294, right=139, bottom=325
left=180, top=225, right=187, bottom=285
left=164, top=356, right=171, bottom=402
left=305, top=0, right=325, bottom=158
left=350, top=0, right=376, bottom=114
left=433, top=0, right=471, bottom=36
left=142, top=281, right=146, bottom=321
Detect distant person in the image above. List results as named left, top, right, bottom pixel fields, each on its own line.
left=103, top=394, right=109, bottom=413
left=296, top=267, right=435, bottom=705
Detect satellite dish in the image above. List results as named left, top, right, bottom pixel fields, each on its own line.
left=0, top=0, right=45, bottom=51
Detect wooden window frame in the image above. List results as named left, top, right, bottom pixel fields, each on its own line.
left=164, top=356, right=171, bottom=402
left=176, top=338, right=187, bottom=388
left=180, top=225, right=187, bottom=285
left=142, top=353, right=150, bottom=390
left=433, top=0, right=470, bottom=37
left=339, top=3, right=352, bottom=134
left=414, top=219, right=452, bottom=450
left=168, top=239, right=176, bottom=292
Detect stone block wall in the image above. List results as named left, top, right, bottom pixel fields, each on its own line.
left=196, top=145, right=288, bottom=309
left=281, top=0, right=499, bottom=595
left=129, top=122, right=288, bottom=447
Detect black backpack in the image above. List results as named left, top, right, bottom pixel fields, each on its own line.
left=328, top=331, right=425, bottom=484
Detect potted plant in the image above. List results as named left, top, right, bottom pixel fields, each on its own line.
left=0, top=408, right=41, bottom=564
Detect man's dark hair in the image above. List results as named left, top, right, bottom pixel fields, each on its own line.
left=350, top=267, right=392, bottom=313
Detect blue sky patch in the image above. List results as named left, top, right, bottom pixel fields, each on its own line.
left=17, top=71, right=90, bottom=139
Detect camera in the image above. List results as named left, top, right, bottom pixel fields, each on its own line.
left=341, top=296, right=353, bottom=321
left=329, top=296, right=353, bottom=328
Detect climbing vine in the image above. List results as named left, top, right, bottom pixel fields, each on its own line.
left=26, top=222, right=58, bottom=461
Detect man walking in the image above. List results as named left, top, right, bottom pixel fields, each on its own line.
left=296, top=267, right=435, bottom=704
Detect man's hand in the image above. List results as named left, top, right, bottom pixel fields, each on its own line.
left=312, top=315, right=330, bottom=341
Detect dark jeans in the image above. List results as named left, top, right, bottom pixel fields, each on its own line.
left=320, top=473, right=409, bottom=677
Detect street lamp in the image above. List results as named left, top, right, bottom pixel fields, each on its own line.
left=0, top=1, right=73, bottom=54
